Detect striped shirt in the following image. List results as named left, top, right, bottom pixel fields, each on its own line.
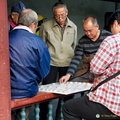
left=67, top=30, right=112, bottom=76
left=88, top=33, right=120, bottom=116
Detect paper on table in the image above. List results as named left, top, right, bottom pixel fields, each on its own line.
left=39, top=82, right=93, bottom=95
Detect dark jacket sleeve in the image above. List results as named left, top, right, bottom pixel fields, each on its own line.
left=37, top=37, right=50, bottom=81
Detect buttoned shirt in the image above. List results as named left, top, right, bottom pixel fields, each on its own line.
left=88, top=33, right=120, bottom=116
left=40, top=18, right=77, bottom=67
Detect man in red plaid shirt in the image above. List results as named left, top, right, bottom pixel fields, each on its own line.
left=62, top=10, right=120, bottom=120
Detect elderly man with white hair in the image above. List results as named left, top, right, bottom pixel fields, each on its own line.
left=10, top=9, right=50, bottom=120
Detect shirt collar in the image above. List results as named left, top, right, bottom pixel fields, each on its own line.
left=13, top=26, right=33, bottom=33
left=53, top=17, right=72, bottom=28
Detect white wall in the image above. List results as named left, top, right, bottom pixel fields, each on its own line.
left=7, top=0, right=120, bottom=40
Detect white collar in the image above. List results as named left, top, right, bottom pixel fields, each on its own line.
left=13, top=26, right=33, bottom=33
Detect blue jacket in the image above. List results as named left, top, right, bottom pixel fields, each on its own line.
left=9, top=28, right=50, bottom=99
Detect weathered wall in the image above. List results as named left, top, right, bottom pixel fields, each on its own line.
left=7, top=0, right=120, bottom=39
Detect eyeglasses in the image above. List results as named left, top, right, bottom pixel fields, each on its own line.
left=54, top=13, right=66, bottom=19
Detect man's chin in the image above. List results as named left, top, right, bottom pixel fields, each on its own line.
left=87, top=36, right=93, bottom=39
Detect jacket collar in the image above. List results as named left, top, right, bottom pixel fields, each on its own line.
left=52, top=17, right=73, bottom=28
left=13, top=26, right=33, bottom=33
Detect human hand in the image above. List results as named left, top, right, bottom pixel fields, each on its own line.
left=59, top=74, right=71, bottom=84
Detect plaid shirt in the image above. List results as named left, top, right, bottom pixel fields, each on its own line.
left=88, top=33, right=120, bottom=116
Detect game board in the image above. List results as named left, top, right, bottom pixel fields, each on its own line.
left=39, top=82, right=93, bottom=95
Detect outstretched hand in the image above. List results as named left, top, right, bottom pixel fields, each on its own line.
left=59, top=74, right=71, bottom=84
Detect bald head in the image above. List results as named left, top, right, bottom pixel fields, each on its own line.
left=83, top=17, right=98, bottom=26
left=18, top=9, right=38, bottom=33
left=82, top=17, right=100, bottom=41
left=18, top=9, right=38, bottom=27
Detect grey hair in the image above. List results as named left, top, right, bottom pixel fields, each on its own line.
left=83, top=17, right=98, bottom=26
left=18, top=9, right=38, bottom=26
left=52, top=2, right=68, bottom=12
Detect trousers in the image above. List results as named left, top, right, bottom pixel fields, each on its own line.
left=39, top=66, right=69, bottom=120
left=62, top=95, right=120, bottom=120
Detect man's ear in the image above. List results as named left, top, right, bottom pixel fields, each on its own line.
left=28, top=22, right=35, bottom=32
left=29, top=22, right=37, bottom=28
left=96, top=25, right=99, bottom=29
left=66, top=10, right=68, bottom=16
left=114, top=20, right=119, bottom=27
left=11, top=13, right=14, bottom=19
left=31, top=22, right=35, bottom=26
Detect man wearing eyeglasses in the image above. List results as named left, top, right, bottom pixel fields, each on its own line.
left=59, top=17, right=112, bottom=84
left=39, top=1, right=77, bottom=120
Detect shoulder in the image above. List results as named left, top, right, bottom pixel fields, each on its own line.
left=30, top=33, right=43, bottom=42
left=101, top=29, right=112, bottom=36
left=41, top=19, right=54, bottom=27
left=40, top=19, right=55, bottom=31
left=67, top=18, right=77, bottom=29
left=79, top=35, right=89, bottom=41
left=100, top=33, right=120, bottom=49
left=105, top=33, right=120, bottom=42
left=27, top=33, right=48, bottom=50
left=98, top=29, right=112, bottom=41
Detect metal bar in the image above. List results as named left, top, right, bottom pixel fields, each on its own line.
left=0, top=0, right=11, bottom=119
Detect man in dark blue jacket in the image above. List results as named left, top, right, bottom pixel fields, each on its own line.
left=10, top=9, right=50, bottom=120
left=10, top=9, right=50, bottom=99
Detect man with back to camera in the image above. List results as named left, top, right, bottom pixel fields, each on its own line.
left=8, top=1, right=26, bottom=31
left=10, top=9, right=50, bottom=120
left=39, top=1, right=77, bottom=120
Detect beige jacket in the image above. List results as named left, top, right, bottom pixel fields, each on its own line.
left=40, top=18, right=77, bottom=67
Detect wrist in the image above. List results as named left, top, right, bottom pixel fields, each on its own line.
left=66, top=74, right=71, bottom=78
